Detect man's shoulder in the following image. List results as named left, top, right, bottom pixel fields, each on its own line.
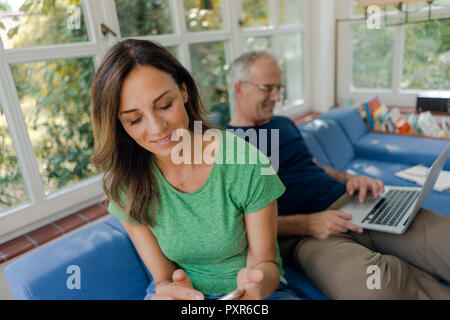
left=269, top=115, right=295, bottom=128
left=225, top=115, right=295, bottom=130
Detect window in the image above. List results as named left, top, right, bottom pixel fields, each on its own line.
left=0, top=0, right=100, bottom=242
left=10, top=57, right=98, bottom=195
left=0, top=0, right=307, bottom=242
left=0, top=101, right=28, bottom=211
left=351, top=23, right=395, bottom=89
left=239, top=0, right=307, bottom=111
left=338, top=0, right=450, bottom=106
left=402, top=19, right=450, bottom=90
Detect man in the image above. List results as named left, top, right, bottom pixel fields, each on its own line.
left=225, top=51, right=450, bottom=299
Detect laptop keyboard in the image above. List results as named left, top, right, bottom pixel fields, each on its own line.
left=361, top=190, right=420, bottom=227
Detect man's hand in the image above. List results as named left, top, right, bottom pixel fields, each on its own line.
left=307, top=210, right=363, bottom=240
left=346, top=175, right=384, bottom=202
left=152, top=269, right=204, bottom=300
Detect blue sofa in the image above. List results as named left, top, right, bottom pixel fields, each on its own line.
left=299, top=107, right=450, bottom=216
left=3, top=216, right=326, bottom=300
left=4, top=107, right=449, bottom=300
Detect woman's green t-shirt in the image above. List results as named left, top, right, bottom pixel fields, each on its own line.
left=108, top=130, right=286, bottom=294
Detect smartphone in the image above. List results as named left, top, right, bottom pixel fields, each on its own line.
left=218, top=288, right=244, bottom=300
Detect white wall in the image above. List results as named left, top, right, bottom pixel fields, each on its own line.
left=308, top=0, right=339, bottom=113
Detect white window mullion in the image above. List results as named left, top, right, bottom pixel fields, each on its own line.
left=392, top=24, right=406, bottom=94
left=268, top=0, right=279, bottom=29
left=271, top=0, right=281, bottom=61
left=4, top=43, right=100, bottom=65
left=173, top=0, right=191, bottom=70
left=0, top=61, right=46, bottom=205
left=97, top=0, right=122, bottom=60
left=229, top=0, right=244, bottom=56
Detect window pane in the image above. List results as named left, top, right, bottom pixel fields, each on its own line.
left=184, top=0, right=223, bottom=32
left=241, top=0, right=269, bottom=28
left=189, top=41, right=229, bottom=126
left=244, top=36, right=273, bottom=52
left=10, top=57, right=99, bottom=195
left=402, top=19, right=450, bottom=90
left=352, top=23, right=395, bottom=89
left=0, top=103, right=28, bottom=210
left=166, top=46, right=179, bottom=59
left=434, top=0, right=450, bottom=8
left=279, top=33, right=303, bottom=105
left=0, top=0, right=88, bottom=49
left=279, top=0, right=302, bottom=26
left=115, top=0, right=173, bottom=37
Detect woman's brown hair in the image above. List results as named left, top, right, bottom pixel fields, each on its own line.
left=91, top=39, right=214, bottom=226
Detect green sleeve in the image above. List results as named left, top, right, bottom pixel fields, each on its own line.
left=107, top=198, right=141, bottom=225
left=243, top=148, right=286, bottom=214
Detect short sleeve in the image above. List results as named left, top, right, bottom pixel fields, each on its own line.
left=107, top=198, right=141, bottom=225
left=242, top=148, right=286, bottom=214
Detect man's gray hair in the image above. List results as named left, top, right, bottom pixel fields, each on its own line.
left=227, top=51, right=279, bottom=89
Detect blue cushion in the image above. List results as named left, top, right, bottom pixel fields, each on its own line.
left=300, top=118, right=354, bottom=170
left=319, top=108, right=368, bottom=144
left=298, top=128, right=332, bottom=167
left=104, top=216, right=153, bottom=281
left=4, top=221, right=151, bottom=300
left=355, top=133, right=450, bottom=170
left=283, top=265, right=327, bottom=300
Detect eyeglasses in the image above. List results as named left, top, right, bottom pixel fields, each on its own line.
left=241, top=81, right=285, bottom=97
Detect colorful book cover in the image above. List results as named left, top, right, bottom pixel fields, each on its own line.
left=364, top=102, right=374, bottom=130
left=363, top=97, right=380, bottom=130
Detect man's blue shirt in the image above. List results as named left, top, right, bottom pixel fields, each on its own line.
left=226, top=116, right=346, bottom=216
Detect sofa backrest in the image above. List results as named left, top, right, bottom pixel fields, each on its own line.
left=4, top=219, right=151, bottom=300
left=319, top=108, right=368, bottom=145
left=297, top=129, right=332, bottom=167
left=299, top=118, right=355, bottom=170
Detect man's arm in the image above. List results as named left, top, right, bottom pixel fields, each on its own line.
left=314, top=159, right=385, bottom=202
left=317, top=163, right=352, bottom=184
left=278, top=160, right=383, bottom=240
left=278, top=211, right=363, bottom=240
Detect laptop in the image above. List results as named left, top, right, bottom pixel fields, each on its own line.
left=338, top=143, right=450, bottom=234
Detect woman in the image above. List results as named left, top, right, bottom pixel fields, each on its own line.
left=91, top=39, right=299, bottom=300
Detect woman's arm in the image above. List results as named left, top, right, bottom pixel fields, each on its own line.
left=238, top=200, right=280, bottom=300
left=121, top=221, right=204, bottom=300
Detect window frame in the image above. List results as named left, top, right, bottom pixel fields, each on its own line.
left=0, top=0, right=309, bottom=242
left=337, top=0, right=450, bottom=107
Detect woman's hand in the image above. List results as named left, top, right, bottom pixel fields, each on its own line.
left=236, top=267, right=265, bottom=300
left=151, top=269, right=204, bottom=300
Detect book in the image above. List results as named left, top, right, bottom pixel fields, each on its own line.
left=363, top=97, right=380, bottom=130
left=395, top=165, right=450, bottom=192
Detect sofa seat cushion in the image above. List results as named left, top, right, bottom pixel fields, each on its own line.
left=4, top=221, right=151, bottom=300
left=343, top=158, right=450, bottom=216
left=354, top=133, right=450, bottom=170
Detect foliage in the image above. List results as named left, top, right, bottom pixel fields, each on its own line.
left=184, top=0, right=223, bottom=32
left=352, top=24, right=395, bottom=89
left=115, top=0, right=172, bottom=37
left=402, top=19, right=450, bottom=90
